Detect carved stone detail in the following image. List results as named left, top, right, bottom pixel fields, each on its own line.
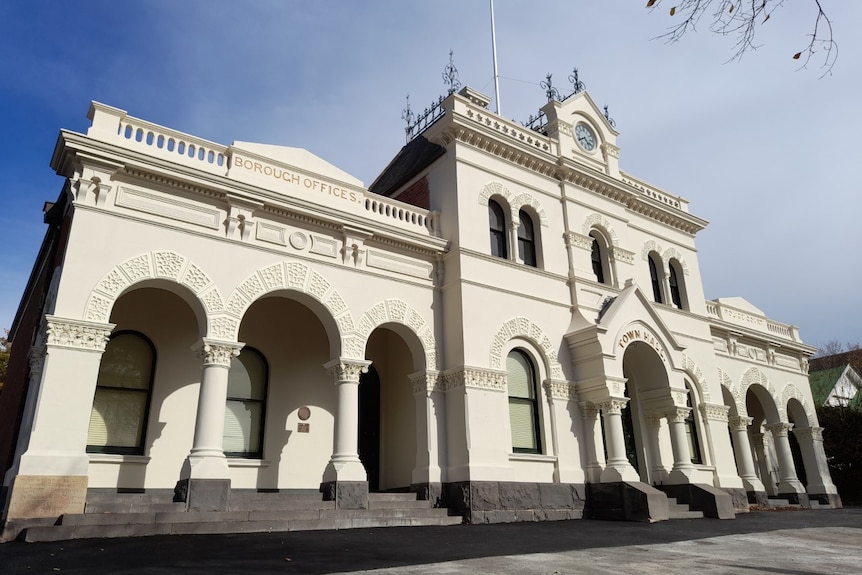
left=564, top=232, right=593, bottom=251
left=737, top=367, right=778, bottom=419
left=597, top=398, right=628, bottom=415
left=154, top=250, right=185, bottom=279
left=543, top=379, right=578, bottom=401
left=209, top=315, right=239, bottom=341
left=579, top=401, right=599, bottom=419
left=699, top=403, right=729, bottom=421
left=443, top=367, right=507, bottom=392
left=44, top=316, right=114, bottom=352
left=410, top=371, right=443, bottom=395
left=728, top=416, right=753, bottom=432
left=780, top=383, right=816, bottom=425
left=182, top=263, right=212, bottom=293
left=609, top=247, right=635, bottom=264
left=355, top=298, right=437, bottom=369
left=326, top=359, right=370, bottom=383
left=510, top=192, right=549, bottom=227
left=792, top=426, right=823, bottom=442
left=195, top=339, right=243, bottom=367
left=489, top=316, right=563, bottom=380
left=765, top=421, right=793, bottom=438
left=666, top=407, right=691, bottom=424
left=582, top=213, right=619, bottom=246
left=478, top=181, right=512, bottom=207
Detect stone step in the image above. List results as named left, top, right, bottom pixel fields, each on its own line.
left=766, top=498, right=797, bottom=508
left=368, top=499, right=431, bottom=510
left=669, top=510, right=704, bottom=520
left=230, top=490, right=323, bottom=502
left=229, top=498, right=335, bottom=512
left=85, top=501, right=186, bottom=514
left=368, top=492, right=419, bottom=502
left=25, top=513, right=462, bottom=542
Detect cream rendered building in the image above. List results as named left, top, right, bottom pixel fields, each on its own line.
left=0, top=87, right=840, bottom=539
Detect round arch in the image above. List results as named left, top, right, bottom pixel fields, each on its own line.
left=223, top=261, right=353, bottom=357
left=489, top=317, right=564, bottom=380
left=510, top=192, right=549, bottom=228
left=739, top=367, right=781, bottom=421
left=84, top=250, right=217, bottom=337
left=680, top=353, right=711, bottom=403
left=582, top=213, right=619, bottom=247
left=355, top=298, right=436, bottom=371
left=478, top=181, right=513, bottom=207
left=781, top=383, right=817, bottom=426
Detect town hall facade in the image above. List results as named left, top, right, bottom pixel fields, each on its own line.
left=0, top=86, right=840, bottom=540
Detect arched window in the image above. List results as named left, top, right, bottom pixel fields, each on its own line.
left=489, top=199, right=508, bottom=258
left=668, top=259, right=686, bottom=310
left=517, top=210, right=537, bottom=267
left=685, top=383, right=703, bottom=464
left=223, top=348, right=268, bottom=458
left=506, top=349, right=541, bottom=453
left=87, top=331, right=155, bottom=454
left=589, top=231, right=610, bottom=284
left=648, top=253, right=663, bottom=304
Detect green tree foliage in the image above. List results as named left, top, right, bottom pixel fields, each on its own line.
left=817, top=405, right=862, bottom=505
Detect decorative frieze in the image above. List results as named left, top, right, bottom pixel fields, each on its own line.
left=597, top=398, right=628, bottom=415
left=194, top=339, right=243, bottom=367
left=44, top=316, right=114, bottom=352
left=443, top=367, right=507, bottom=392
left=765, top=421, right=794, bottom=438
left=564, top=232, right=593, bottom=251
left=699, top=403, right=730, bottom=422
left=410, top=370, right=444, bottom=395
left=666, top=407, right=692, bottom=424
left=489, top=316, right=564, bottom=380
left=609, top=247, right=634, bottom=264
left=728, top=415, right=753, bottom=432
left=543, top=379, right=578, bottom=401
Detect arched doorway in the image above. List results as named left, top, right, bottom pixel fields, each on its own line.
left=362, top=326, right=419, bottom=491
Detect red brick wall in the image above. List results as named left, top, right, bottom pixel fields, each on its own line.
left=393, top=177, right=430, bottom=210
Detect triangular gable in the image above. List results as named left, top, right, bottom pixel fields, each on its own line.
left=231, top=141, right=363, bottom=187
left=596, top=279, right=685, bottom=361
left=546, top=90, right=619, bottom=137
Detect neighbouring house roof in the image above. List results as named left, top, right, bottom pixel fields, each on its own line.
left=808, top=364, right=862, bottom=410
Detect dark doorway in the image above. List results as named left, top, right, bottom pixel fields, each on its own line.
left=358, top=365, right=381, bottom=492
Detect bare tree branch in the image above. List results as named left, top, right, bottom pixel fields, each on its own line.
left=648, top=0, right=837, bottom=75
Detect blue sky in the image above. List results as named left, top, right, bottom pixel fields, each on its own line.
left=1, top=1, right=860, bottom=349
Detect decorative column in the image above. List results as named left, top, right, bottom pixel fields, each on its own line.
left=579, top=401, right=603, bottom=483
left=728, top=416, right=766, bottom=500
left=664, top=407, right=695, bottom=484
left=765, top=422, right=806, bottom=499
left=598, top=398, right=639, bottom=482
left=645, top=413, right=667, bottom=484
left=410, top=370, right=445, bottom=502
left=9, top=317, right=113, bottom=521
left=508, top=220, right=519, bottom=262
left=321, top=358, right=371, bottom=509
left=180, top=338, right=243, bottom=512
left=792, top=426, right=840, bottom=506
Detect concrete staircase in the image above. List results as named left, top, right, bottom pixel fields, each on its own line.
left=20, top=491, right=462, bottom=542
left=666, top=497, right=704, bottom=520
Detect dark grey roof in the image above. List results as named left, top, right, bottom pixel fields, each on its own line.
left=369, top=136, right=445, bottom=198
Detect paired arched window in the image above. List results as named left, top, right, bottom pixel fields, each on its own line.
left=489, top=199, right=508, bottom=259
left=684, top=383, right=703, bottom=464
left=223, top=348, right=268, bottom=458
left=87, top=331, right=155, bottom=454
left=517, top=210, right=537, bottom=267
left=668, top=259, right=686, bottom=310
left=648, top=252, right=663, bottom=304
left=506, top=349, right=542, bottom=454
left=589, top=230, right=612, bottom=285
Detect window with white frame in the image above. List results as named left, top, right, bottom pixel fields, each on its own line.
left=223, top=348, right=268, bottom=458
left=506, top=349, right=542, bottom=453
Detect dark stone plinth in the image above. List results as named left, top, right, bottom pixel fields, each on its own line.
left=747, top=490, right=769, bottom=506
left=441, top=481, right=585, bottom=524
left=722, top=487, right=750, bottom=512
left=411, top=483, right=443, bottom=507
left=320, top=481, right=368, bottom=509
left=586, top=481, right=669, bottom=522
left=175, top=479, right=230, bottom=512
left=809, top=493, right=843, bottom=509
left=658, top=483, right=735, bottom=519
left=778, top=491, right=810, bottom=508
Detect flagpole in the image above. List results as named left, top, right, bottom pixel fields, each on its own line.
left=490, top=0, right=502, bottom=115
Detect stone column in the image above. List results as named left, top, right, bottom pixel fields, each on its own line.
left=508, top=221, right=519, bottom=262
left=598, top=398, right=639, bottom=482
left=765, top=422, right=806, bottom=498
left=792, top=426, right=840, bottom=506
left=644, top=413, right=667, bottom=484
left=181, top=339, right=243, bottom=511
left=410, top=370, right=445, bottom=502
left=728, top=416, right=766, bottom=498
left=750, top=431, right=777, bottom=496
left=321, top=358, right=371, bottom=509
left=665, top=407, right=695, bottom=484
left=8, top=316, right=113, bottom=521
left=579, top=402, right=603, bottom=483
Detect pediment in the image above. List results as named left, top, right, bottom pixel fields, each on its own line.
left=231, top=141, right=363, bottom=187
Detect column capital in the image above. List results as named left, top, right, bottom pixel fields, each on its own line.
left=728, top=415, right=754, bottom=431
left=324, top=358, right=371, bottom=383
left=193, top=338, right=244, bottom=367
left=598, top=397, right=628, bottom=415
left=666, top=406, right=691, bottom=424
left=765, top=421, right=794, bottom=437
left=646, top=412, right=664, bottom=427
left=43, top=315, right=115, bottom=352
left=791, top=426, right=824, bottom=441
left=579, top=401, right=599, bottom=419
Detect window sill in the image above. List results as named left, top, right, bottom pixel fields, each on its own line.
left=227, top=458, right=270, bottom=468
left=88, top=454, right=151, bottom=465
left=509, top=453, right=557, bottom=463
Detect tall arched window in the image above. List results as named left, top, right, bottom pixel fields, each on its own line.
left=685, top=383, right=703, bottom=464
left=589, top=231, right=610, bottom=284
left=517, top=210, right=537, bottom=267
left=87, top=331, right=155, bottom=454
left=648, top=253, right=663, bottom=304
left=223, top=348, right=268, bottom=458
left=506, top=349, right=541, bottom=453
left=489, top=199, right=508, bottom=258
left=668, top=260, right=686, bottom=310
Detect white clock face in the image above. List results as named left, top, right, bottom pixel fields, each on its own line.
left=575, top=123, right=597, bottom=151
